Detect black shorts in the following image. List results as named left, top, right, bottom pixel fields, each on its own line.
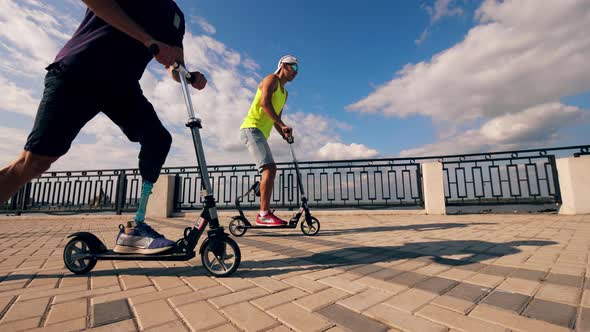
left=24, top=63, right=167, bottom=157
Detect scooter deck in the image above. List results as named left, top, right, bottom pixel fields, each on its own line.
left=93, top=250, right=195, bottom=261
left=241, top=224, right=298, bottom=229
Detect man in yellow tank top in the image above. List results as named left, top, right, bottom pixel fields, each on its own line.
left=240, top=55, right=298, bottom=226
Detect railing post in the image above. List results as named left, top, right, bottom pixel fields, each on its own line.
left=10, top=191, right=19, bottom=215
left=147, top=175, right=176, bottom=218
left=556, top=156, right=590, bottom=215
left=549, top=155, right=562, bottom=204
left=115, top=171, right=127, bottom=215
left=173, top=174, right=181, bottom=212
left=421, top=162, right=446, bottom=215
left=19, top=183, right=31, bottom=213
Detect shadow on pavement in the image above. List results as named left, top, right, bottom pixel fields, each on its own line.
left=0, top=238, right=556, bottom=281
left=249, top=222, right=496, bottom=237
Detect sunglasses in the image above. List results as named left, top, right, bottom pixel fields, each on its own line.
left=287, top=63, right=298, bottom=73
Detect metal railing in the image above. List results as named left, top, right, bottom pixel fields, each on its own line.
left=2, top=145, right=587, bottom=214
left=170, top=159, right=423, bottom=211
left=2, top=169, right=143, bottom=215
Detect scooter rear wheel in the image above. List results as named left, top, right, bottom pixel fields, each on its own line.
left=229, top=216, right=248, bottom=237
left=63, top=237, right=97, bottom=274
left=201, top=237, right=241, bottom=277
left=301, top=216, right=320, bottom=236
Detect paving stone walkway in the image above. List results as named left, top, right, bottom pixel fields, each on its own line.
left=0, top=212, right=589, bottom=331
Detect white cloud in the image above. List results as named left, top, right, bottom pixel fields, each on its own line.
left=416, top=0, right=464, bottom=44
left=350, top=0, right=590, bottom=154
left=0, top=127, right=29, bottom=166
left=0, top=1, right=373, bottom=173
left=0, top=0, right=74, bottom=77
left=316, top=143, right=380, bottom=160
left=399, top=102, right=589, bottom=156
left=0, top=76, right=39, bottom=116
left=415, top=28, right=430, bottom=45
left=424, top=0, right=464, bottom=24
left=191, top=15, right=216, bottom=35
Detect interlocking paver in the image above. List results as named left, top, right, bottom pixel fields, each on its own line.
left=2, top=297, right=50, bottom=322
left=522, top=299, right=577, bottom=328
left=282, top=275, right=329, bottom=293
left=168, top=285, right=231, bottom=308
left=496, top=277, right=540, bottom=296
left=480, top=290, right=531, bottom=313
left=384, top=288, right=439, bottom=313
left=37, top=317, right=87, bottom=331
left=535, top=283, right=582, bottom=305
left=92, top=299, right=133, bottom=327
left=475, top=304, right=570, bottom=332
left=416, top=304, right=508, bottom=332
left=209, top=286, right=268, bottom=308
left=318, top=275, right=367, bottom=294
left=0, top=316, right=42, bottom=331
left=268, top=302, right=333, bottom=332
left=221, top=301, right=279, bottom=331
left=133, top=299, right=177, bottom=330
left=45, top=298, right=87, bottom=326
left=337, top=288, right=393, bottom=313
left=251, top=287, right=308, bottom=311
left=365, top=303, right=447, bottom=332
left=175, top=300, right=228, bottom=331
left=318, top=304, right=389, bottom=332
left=1, top=212, right=589, bottom=331
left=247, top=276, right=290, bottom=293
left=294, top=287, right=350, bottom=312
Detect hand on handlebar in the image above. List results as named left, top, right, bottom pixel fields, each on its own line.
left=189, top=71, right=207, bottom=90
left=281, top=126, right=294, bottom=143
left=147, top=40, right=182, bottom=68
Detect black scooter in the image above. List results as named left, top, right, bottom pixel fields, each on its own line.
left=228, top=137, right=320, bottom=237
left=63, top=54, right=241, bottom=277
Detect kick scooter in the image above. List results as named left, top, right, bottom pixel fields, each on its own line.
left=228, top=136, right=320, bottom=237
left=63, top=50, right=241, bottom=277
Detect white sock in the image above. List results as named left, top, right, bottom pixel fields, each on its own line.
left=259, top=210, right=269, bottom=217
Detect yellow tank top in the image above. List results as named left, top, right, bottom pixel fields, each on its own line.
left=240, top=78, right=287, bottom=139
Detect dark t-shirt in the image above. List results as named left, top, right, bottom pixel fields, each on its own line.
left=53, top=0, right=185, bottom=82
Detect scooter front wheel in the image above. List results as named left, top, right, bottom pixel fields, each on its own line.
left=301, top=216, right=320, bottom=236
left=229, top=216, right=248, bottom=237
left=63, top=236, right=97, bottom=274
left=200, top=237, right=241, bottom=277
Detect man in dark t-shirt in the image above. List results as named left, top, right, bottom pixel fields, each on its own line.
left=0, top=0, right=207, bottom=254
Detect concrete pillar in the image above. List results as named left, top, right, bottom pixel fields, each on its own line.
left=421, top=162, right=446, bottom=215
left=146, top=175, right=176, bottom=218
left=557, top=156, right=590, bottom=215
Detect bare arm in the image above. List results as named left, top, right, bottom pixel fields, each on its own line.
left=166, top=54, right=208, bottom=90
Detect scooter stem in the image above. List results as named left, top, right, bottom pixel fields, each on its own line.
left=288, top=142, right=306, bottom=198
left=176, top=64, right=217, bottom=221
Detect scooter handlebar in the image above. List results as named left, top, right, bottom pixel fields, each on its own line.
left=149, top=44, right=196, bottom=84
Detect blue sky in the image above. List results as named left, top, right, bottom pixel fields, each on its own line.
left=0, top=0, right=589, bottom=170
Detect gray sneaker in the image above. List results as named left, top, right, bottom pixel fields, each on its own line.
left=114, top=222, right=175, bottom=254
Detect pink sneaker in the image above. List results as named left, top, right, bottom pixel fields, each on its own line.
left=256, top=211, right=288, bottom=226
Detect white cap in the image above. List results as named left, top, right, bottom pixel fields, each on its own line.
left=274, top=55, right=298, bottom=74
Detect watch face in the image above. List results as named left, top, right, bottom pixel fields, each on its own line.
left=173, top=13, right=181, bottom=29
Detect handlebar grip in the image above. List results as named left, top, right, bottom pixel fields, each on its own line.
left=148, top=43, right=159, bottom=56
left=172, top=63, right=197, bottom=84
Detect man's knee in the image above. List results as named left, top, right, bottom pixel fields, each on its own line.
left=24, top=152, right=58, bottom=176
left=138, top=129, right=172, bottom=183
left=140, top=128, right=172, bottom=161
left=261, top=164, right=277, bottom=176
